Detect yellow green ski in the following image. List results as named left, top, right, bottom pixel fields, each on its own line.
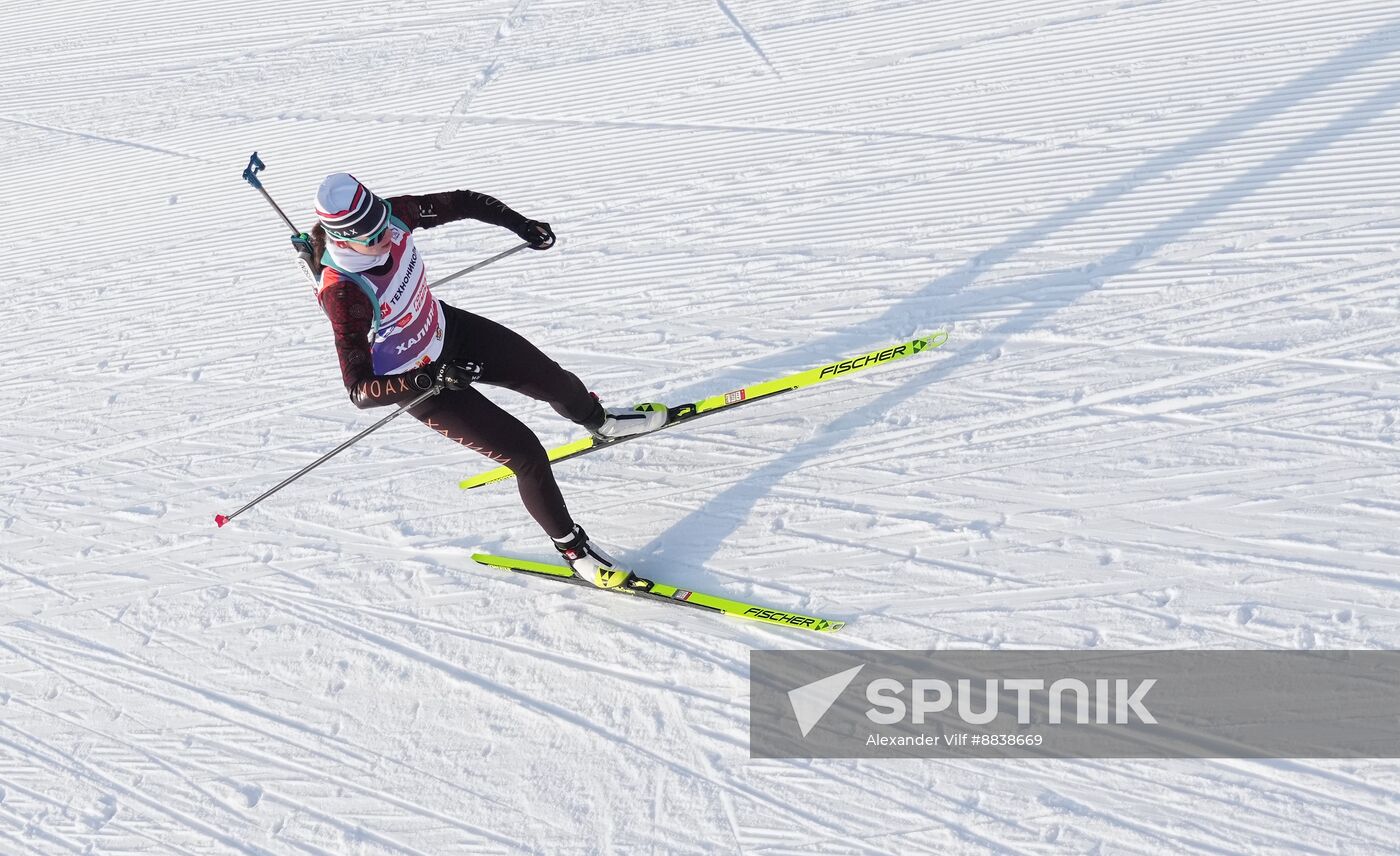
left=471, top=553, right=846, bottom=633
left=460, top=331, right=948, bottom=491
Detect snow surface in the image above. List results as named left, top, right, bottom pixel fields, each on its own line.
left=4, top=0, right=1400, bottom=852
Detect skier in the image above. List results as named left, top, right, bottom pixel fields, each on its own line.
left=305, top=172, right=664, bottom=587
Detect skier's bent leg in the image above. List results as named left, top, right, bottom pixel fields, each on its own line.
left=411, top=389, right=574, bottom=538
left=440, top=306, right=666, bottom=438
left=440, top=307, right=598, bottom=423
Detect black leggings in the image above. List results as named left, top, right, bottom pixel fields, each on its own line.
left=411, top=305, right=596, bottom=537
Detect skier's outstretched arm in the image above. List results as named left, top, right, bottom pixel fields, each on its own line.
left=391, top=191, right=555, bottom=249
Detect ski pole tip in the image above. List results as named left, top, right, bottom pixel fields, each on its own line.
left=214, top=514, right=229, bottom=528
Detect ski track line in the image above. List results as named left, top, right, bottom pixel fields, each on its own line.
left=596, top=400, right=1394, bottom=630
left=429, top=109, right=1041, bottom=145
left=1223, top=758, right=1400, bottom=822
left=0, top=771, right=116, bottom=854
left=1112, top=525, right=1400, bottom=593
left=0, top=722, right=280, bottom=856
left=252, top=590, right=881, bottom=846
left=189, top=735, right=532, bottom=854
left=1030, top=247, right=1399, bottom=348
left=4, top=274, right=336, bottom=420
left=3, top=630, right=344, bottom=756
left=1086, top=261, right=1400, bottom=341
left=435, top=0, right=531, bottom=150
left=743, top=751, right=1043, bottom=855
left=1, top=387, right=347, bottom=489
left=946, top=473, right=1394, bottom=580
left=0, top=515, right=513, bottom=633
left=263, top=585, right=738, bottom=707
left=908, top=358, right=1386, bottom=471
left=4, top=374, right=342, bottom=454
left=1, top=642, right=523, bottom=852
left=1052, top=760, right=1379, bottom=851
left=8, top=618, right=531, bottom=848
left=756, top=323, right=1398, bottom=488
left=0, top=632, right=372, bottom=772
left=872, top=383, right=1392, bottom=498
left=4, top=696, right=274, bottom=846
left=9, top=714, right=461, bottom=856
left=0, top=114, right=211, bottom=162
left=654, top=693, right=748, bottom=855
left=0, top=805, right=92, bottom=856
left=1034, top=784, right=1297, bottom=856
left=1024, top=762, right=1338, bottom=856
left=0, top=544, right=278, bottom=625
left=509, top=0, right=1327, bottom=133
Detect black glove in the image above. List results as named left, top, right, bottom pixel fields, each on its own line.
left=434, top=361, right=482, bottom=391
left=407, top=361, right=482, bottom=393
left=517, top=220, right=555, bottom=250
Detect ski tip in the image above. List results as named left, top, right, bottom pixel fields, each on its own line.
left=912, top=330, right=948, bottom=352
left=214, top=514, right=229, bottom=528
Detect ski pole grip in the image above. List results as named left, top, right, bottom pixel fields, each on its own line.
left=243, top=152, right=266, bottom=189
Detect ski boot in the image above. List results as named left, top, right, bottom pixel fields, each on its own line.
left=553, top=525, right=632, bottom=589
left=583, top=397, right=668, bottom=440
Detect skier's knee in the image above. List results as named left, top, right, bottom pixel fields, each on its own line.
left=500, top=438, right=549, bottom=476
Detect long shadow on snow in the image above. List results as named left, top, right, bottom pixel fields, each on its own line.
left=638, top=18, right=1400, bottom=584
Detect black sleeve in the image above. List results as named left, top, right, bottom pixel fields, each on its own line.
left=388, top=191, right=531, bottom=234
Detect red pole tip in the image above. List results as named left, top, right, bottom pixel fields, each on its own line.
left=214, top=514, right=229, bottom=528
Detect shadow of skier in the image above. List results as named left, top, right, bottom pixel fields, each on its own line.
left=639, top=17, right=1400, bottom=579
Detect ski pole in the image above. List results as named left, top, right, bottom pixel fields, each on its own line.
left=242, top=152, right=300, bottom=235
left=431, top=242, right=531, bottom=288
left=214, top=386, right=441, bottom=528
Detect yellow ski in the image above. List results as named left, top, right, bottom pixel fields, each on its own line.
left=460, top=331, right=948, bottom=490
left=472, top=553, right=846, bottom=633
